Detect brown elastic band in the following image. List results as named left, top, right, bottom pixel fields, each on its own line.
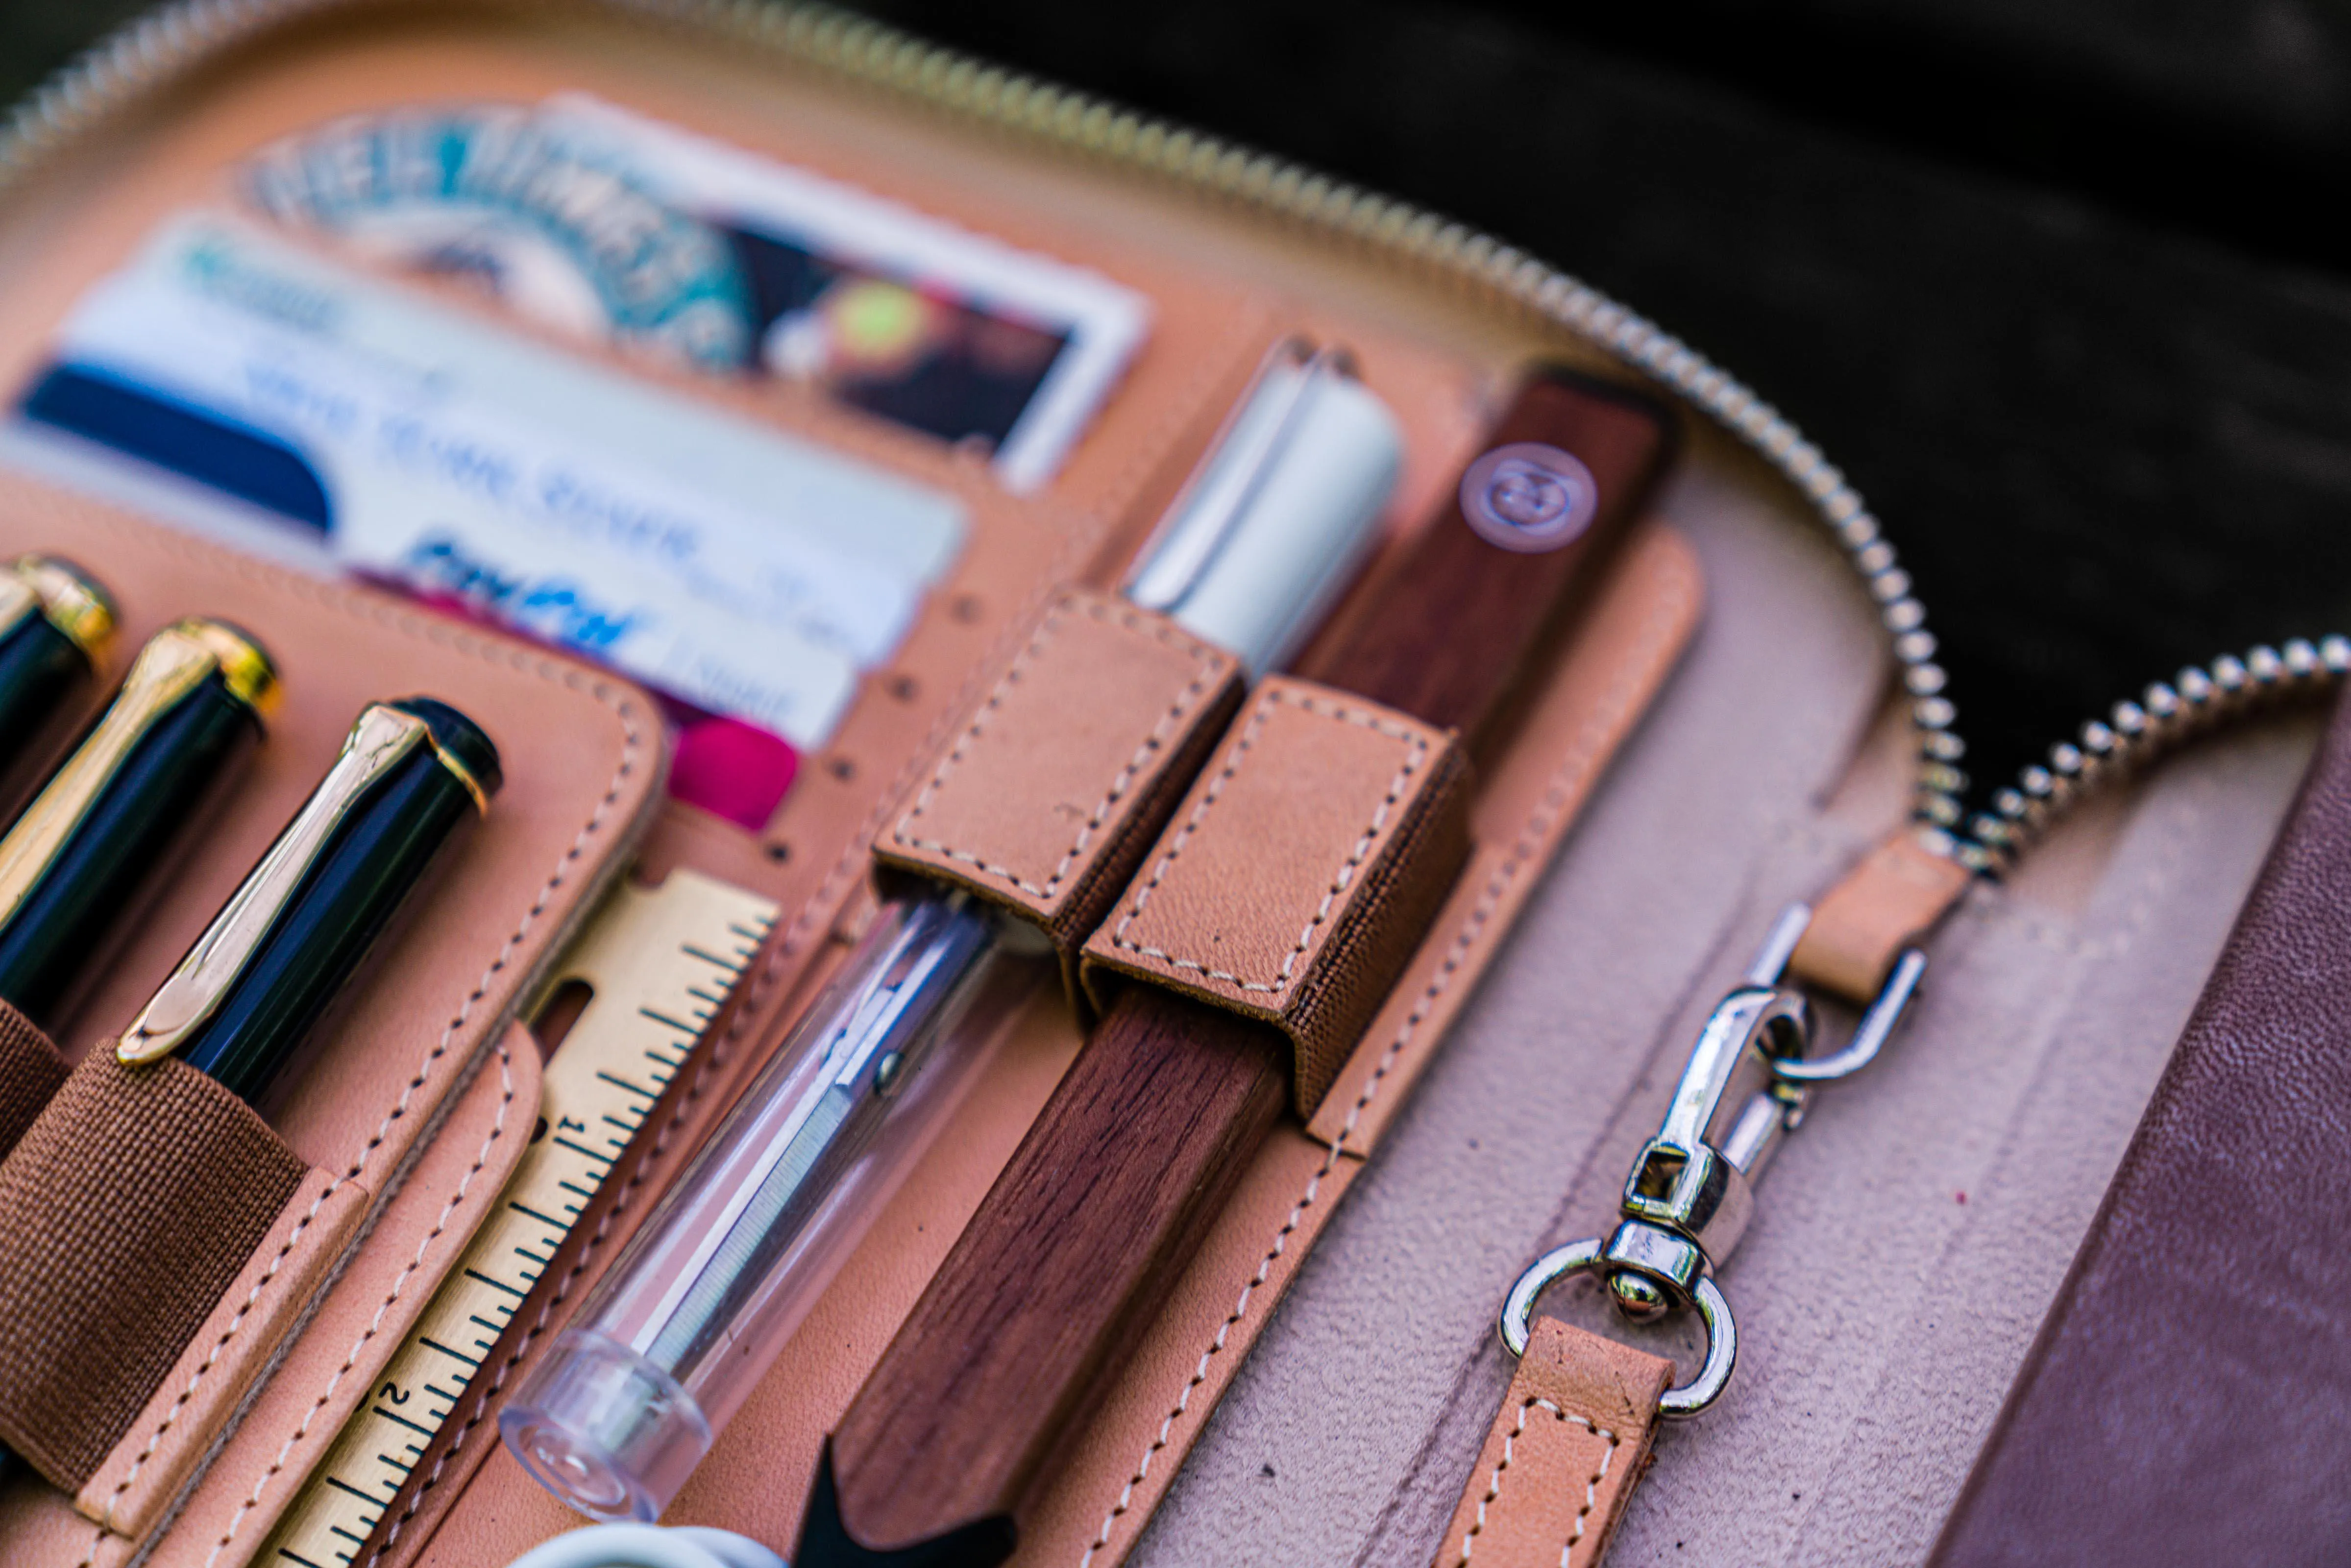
left=0, top=1050, right=306, bottom=1487
left=0, top=998, right=68, bottom=1160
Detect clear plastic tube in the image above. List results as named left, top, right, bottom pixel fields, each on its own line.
left=501, top=343, right=1406, bottom=1524
left=501, top=889, right=1038, bottom=1521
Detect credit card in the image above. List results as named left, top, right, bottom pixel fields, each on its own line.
left=13, top=216, right=966, bottom=762
left=242, top=95, right=1152, bottom=492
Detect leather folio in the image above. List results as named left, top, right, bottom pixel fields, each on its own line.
left=0, top=7, right=2335, bottom=1568
left=1930, top=684, right=2351, bottom=1568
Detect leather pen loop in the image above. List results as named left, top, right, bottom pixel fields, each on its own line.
left=1497, top=902, right=1927, bottom=1417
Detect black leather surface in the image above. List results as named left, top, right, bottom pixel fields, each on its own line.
left=1930, top=681, right=2351, bottom=1566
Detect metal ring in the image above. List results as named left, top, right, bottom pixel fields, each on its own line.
left=1499, top=1239, right=1601, bottom=1357
left=1497, top=1242, right=1740, bottom=1418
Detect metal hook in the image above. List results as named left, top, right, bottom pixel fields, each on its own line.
left=1494, top=901, right=1927, bottom=1418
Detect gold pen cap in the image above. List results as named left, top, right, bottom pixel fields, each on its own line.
left=4, top=555, right=117, bottom=663
left=0, top=617, right=278, bottom=939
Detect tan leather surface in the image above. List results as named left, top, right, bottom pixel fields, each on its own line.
left=1433, top=1316, right=1671, bottom=1568
left=1141, top=442, right=2320, bottom=1567
left=1020, top=529, right=1700, bottom=1568
left=399, top=962, right=1088, bottom=1568
left=1304, top=527, right=1707, bottom=1155
left=0, top=10, right=1696, bottom=1565
left=0, top=488, right=654, bottom=1562
left=384, top=525, right=1699, bottom=1568
left=0, top=1053, right=309, bottom=1490
left=1788, top=828, right=1975, bottom=1004
left=1082, top=677, right=1473, bottom=1113
left=0, top=997, right=65, bottom=1158
left=877, top=588, right=1248, bottom=982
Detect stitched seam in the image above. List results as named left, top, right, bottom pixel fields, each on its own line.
left=196, top=1035, right=519, bottom=1567
left=364, top=483, right=1118, bottom=1568
left=892, top=595, right=1226, bottom=901
left=1105, top=687, right=1429, bottom=994
left=98, top=1170, right=343, bottom=1527
left=1453, top=1397, right=1618, bottom=1567
left=107, top=675, right=640, bottom=1536
left=57, top=510, right=648, bottom=1552
left=1077, top=562, right=1691, bottom=1568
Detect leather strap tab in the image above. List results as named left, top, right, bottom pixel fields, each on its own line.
left=876, top=587, right=1247, bottom=977
left=1437, top=1316, right=1673, bottom=1568
left=1081, top=675, right=1473, bottom=1113
left=0, top=999, right=66, bottom=1160
left=0, top=1050, right=307, bottom=1488
left=1788, top=828, right=1971, bottom=1004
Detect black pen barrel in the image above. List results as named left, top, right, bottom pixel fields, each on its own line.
left=0, top=556, right=114, bottom=799
left=164, top=698, right=500, bottom=1104
left=0, top=618, right=274, bottom=1029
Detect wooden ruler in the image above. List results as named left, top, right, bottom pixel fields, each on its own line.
left=260, top=867, right=778, bottom=1568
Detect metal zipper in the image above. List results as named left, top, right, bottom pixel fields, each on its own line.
left=0, top=0, right=2335, bottom=870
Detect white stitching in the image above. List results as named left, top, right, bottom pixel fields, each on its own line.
left=98, top=1171, right=343, bottom=1526
left=96, top=682, right=642, bottom=1537
left=198, top=1034, right=519, bottom=1567
left=362, top=441, right=1129, bottom=1568
left=1105, top=687, right=1430, bottom=994
left=1455, top=1397, right=1619, bottom=1566
left=51, top=511, right=648, bottom=1552
left=892, top=595, right=1227, bottom=902
left=1077, top=559, right=1693, bottom=1568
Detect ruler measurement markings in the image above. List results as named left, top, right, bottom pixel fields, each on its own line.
left=595, top=1069, right=660, bottom=1100
left=260, top=873, right=777, bottom=1567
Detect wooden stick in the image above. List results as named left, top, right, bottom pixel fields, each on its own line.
left=805, top=368, right=1675, bottom=1565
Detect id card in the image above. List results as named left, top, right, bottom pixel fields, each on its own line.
left=13, top=216, right=966, bottom=755
left=241, top=95, right=1151, bottom=491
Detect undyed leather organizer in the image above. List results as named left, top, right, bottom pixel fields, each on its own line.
left=0, top=6, right=2311, bottom=1568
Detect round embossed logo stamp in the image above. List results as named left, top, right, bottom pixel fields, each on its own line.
left=1457, top=441, right=1598, bottom=553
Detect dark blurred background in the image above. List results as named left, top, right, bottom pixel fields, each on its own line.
left=9, top=0, right=2351, bottom=802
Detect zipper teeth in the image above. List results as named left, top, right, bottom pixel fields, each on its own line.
left=6, top=0, right=2303, bottom=875
left=1971, top=637, right=2350, bottom=872
left=638, top=0, right=1975, bottom=839
left=0, top=0, right=1968, bottom=836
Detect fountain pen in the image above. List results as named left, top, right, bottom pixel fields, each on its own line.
left=115, top=696, right=501, bottom=1102
left=0, top=698, right=498, bottom=1489
left=0, top=617, right=276, bottom=1040
left=0, top=555, right=115, bottom=810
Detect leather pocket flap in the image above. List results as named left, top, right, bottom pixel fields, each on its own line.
left=1082, top=676, right=1473, bottom=1113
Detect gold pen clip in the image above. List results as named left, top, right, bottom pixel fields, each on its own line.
left=117, top=703, right=429, bottom=1066
left=0, top=618, right=272, bottom=929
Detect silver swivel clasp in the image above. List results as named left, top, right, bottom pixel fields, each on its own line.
left=1500, top=903, right=1927, bottom=1415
